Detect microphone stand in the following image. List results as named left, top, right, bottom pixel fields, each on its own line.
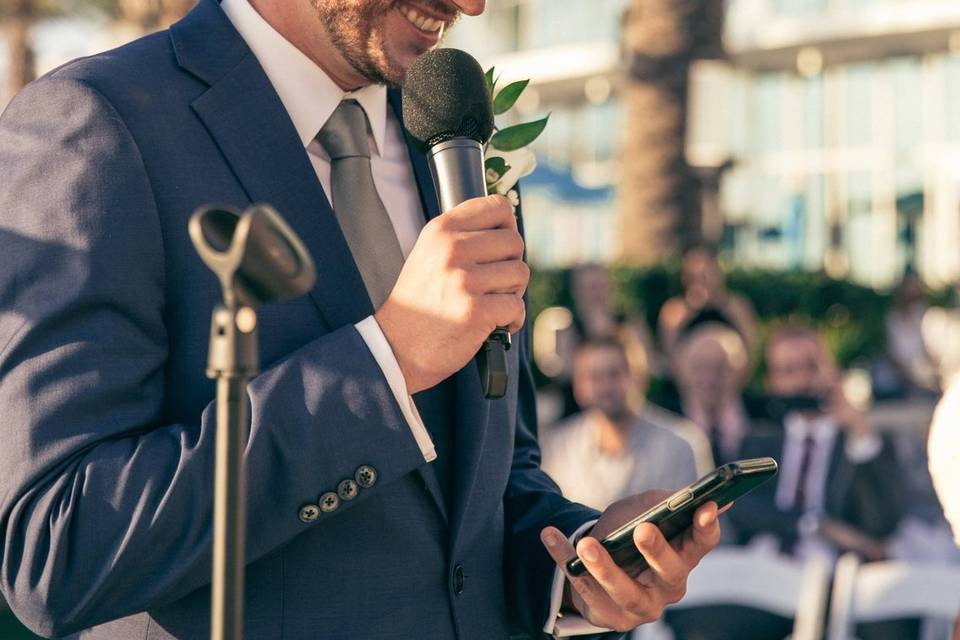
left=207, top=298, right=258, bottom=640
left=190, top=203, right=316, bottom=640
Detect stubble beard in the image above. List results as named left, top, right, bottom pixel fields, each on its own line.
left=310, top=0, right=459, bottom=87
left=311, top=0, right=400, bottom=86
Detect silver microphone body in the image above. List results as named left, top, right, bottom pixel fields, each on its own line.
left=425, top=137, right=511, bottom=399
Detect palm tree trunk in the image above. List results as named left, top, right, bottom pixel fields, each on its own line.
left=616, top=0, right=724, bottom=265
left=5, top=0, right=37, bottom=98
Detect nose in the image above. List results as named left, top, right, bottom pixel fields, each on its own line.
left=450, top=0, right=485, bottom=16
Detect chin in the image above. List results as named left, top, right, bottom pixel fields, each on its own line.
left=384, top=44, right=431, bottom=83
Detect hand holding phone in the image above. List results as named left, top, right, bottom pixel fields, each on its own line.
left=566, top=458, right=778, bottom=578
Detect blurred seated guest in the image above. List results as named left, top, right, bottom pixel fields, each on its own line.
left=884, top=270, right=938, bottom=395
left=541, top=337, right=700, bottom=511
left=658, top=246, right=758, bottom=365
left=552, top=263, right=660, bottom=418
left=730, top=324, right=907, bottom=563
left=661, top=322, right=753, bottom=464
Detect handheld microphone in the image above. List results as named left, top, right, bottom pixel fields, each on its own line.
left=402, top=48, right=510, bottom=399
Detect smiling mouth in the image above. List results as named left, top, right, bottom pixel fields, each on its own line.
left=398, top=3, right=447, bottom=33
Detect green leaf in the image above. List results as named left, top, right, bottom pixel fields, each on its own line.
left=485, top=156, right=509, bottom=178
left=489, top=115, right=550, bottom=151
left=485, top=67, right=496, bottom=97
left=493, top=79, right=529, bottom=115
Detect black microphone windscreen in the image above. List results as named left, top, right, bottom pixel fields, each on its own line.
left=402, top=48, right=494, bottom=149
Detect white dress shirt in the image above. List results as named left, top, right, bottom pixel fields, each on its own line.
left=220, top=1, right=595, bottom=635
left=541, top=408, right=699, bottom=511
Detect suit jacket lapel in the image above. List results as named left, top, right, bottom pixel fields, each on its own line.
left=173, top=0, right=373, bottom=330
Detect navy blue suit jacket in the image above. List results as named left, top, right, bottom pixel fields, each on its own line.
left=0, top=1, right=602, bottom=637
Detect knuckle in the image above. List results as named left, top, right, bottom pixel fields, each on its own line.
left=570, top=577, right=594, bottom=599
left=669, top=583, right=687, bottom=603
left=452, top=267, right=472, bottom=293
left=514, top=299, right=527, bottom=325
left=511, top=232, right=525, bottom=256
left=515, top=260, right=531, bottom=283
left=431, top=213, right=452, bottom=234
left=622, top=599, right=644, bottom=619
left=613, top=622, right=636, bottom=634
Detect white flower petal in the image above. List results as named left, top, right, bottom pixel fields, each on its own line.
left=486, top=147, right=537, bottom=195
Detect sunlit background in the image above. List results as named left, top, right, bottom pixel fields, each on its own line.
left=4, top=1, right=960, bottom=286
left=3, top=1, right=960, bottom=638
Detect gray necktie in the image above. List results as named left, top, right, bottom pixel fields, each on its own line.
left=317, top=99, right=405, bottom=309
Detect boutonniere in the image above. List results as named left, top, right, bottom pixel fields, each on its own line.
left=483, top=68, right=549, bottom=210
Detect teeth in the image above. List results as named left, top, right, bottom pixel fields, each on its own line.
left=400, top=5, right=444, bottom=32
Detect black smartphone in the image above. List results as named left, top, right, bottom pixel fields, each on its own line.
left=566, top=457, right=779, bottom=578
left=764, top=394, right=825, bottom=419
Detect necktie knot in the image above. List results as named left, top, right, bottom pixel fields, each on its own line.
left=318, top=100, right=371, bottom=160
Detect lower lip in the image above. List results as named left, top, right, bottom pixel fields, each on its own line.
left=395, top=7, right=443, bottom=47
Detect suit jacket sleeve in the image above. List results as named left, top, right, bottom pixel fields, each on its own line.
left=728, top=434, right=803, bottom=548
left=833, top=434, right=906, bottom=540
left=0, top=74, right=429, bottom=637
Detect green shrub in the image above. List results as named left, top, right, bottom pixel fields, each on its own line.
left=528, top=265, right=952, bottom=390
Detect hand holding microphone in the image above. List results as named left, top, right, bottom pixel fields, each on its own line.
left=376, top=194, right=528, bottom=395
left=375, top=47, right=524, bottom=397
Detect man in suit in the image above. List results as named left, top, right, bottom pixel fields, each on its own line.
left=0, top=0, right=721, bottom=638
left=730, top=324, right=906, bottom=560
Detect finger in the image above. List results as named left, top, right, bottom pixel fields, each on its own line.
left=574, top=536, right=657, bottom=618
left=481, top=293, right=526, bottom=333
left=539, top=528, right=627, bottom=626
left=447, top=195, right=517, bottom=232
left=631, top=524, right=687, bottom=598
left=472, top=260, right=530, bottom=296
left=675, top=501, right=721, bottom=568
left=454, top=228, right=523, bottom=264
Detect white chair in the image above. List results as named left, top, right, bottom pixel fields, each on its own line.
left=827, top=552, right=960, bottom=640
left=649, top=546, right=831, bottom=640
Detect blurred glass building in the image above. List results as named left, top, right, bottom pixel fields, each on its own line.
left=451, top=0, right=960, bottom=289
left=717, top=0, right=960, bottom=288
left=4, top=0, right=959, bottom=287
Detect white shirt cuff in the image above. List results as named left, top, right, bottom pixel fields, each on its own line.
left=355, top=316, right=436, bottom=462
left=543, top=519, right=612, bottom=637
left=845, top=432, right=882, bottom=464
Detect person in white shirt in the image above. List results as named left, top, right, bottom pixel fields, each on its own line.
left=542, top=337, right=701, bottom=512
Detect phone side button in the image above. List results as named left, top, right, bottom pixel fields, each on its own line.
left=667, top=490, right=694, bottom=511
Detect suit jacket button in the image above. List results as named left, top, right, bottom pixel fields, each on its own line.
left=337, top=478, right=359, bottom=501
left=298, top=504, right=320, bottom=523
left=452, top=564, right=465, bottom=595
left=355, top=465, right=378, bottom=488
left=319, top=491, right=340, bottom=513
